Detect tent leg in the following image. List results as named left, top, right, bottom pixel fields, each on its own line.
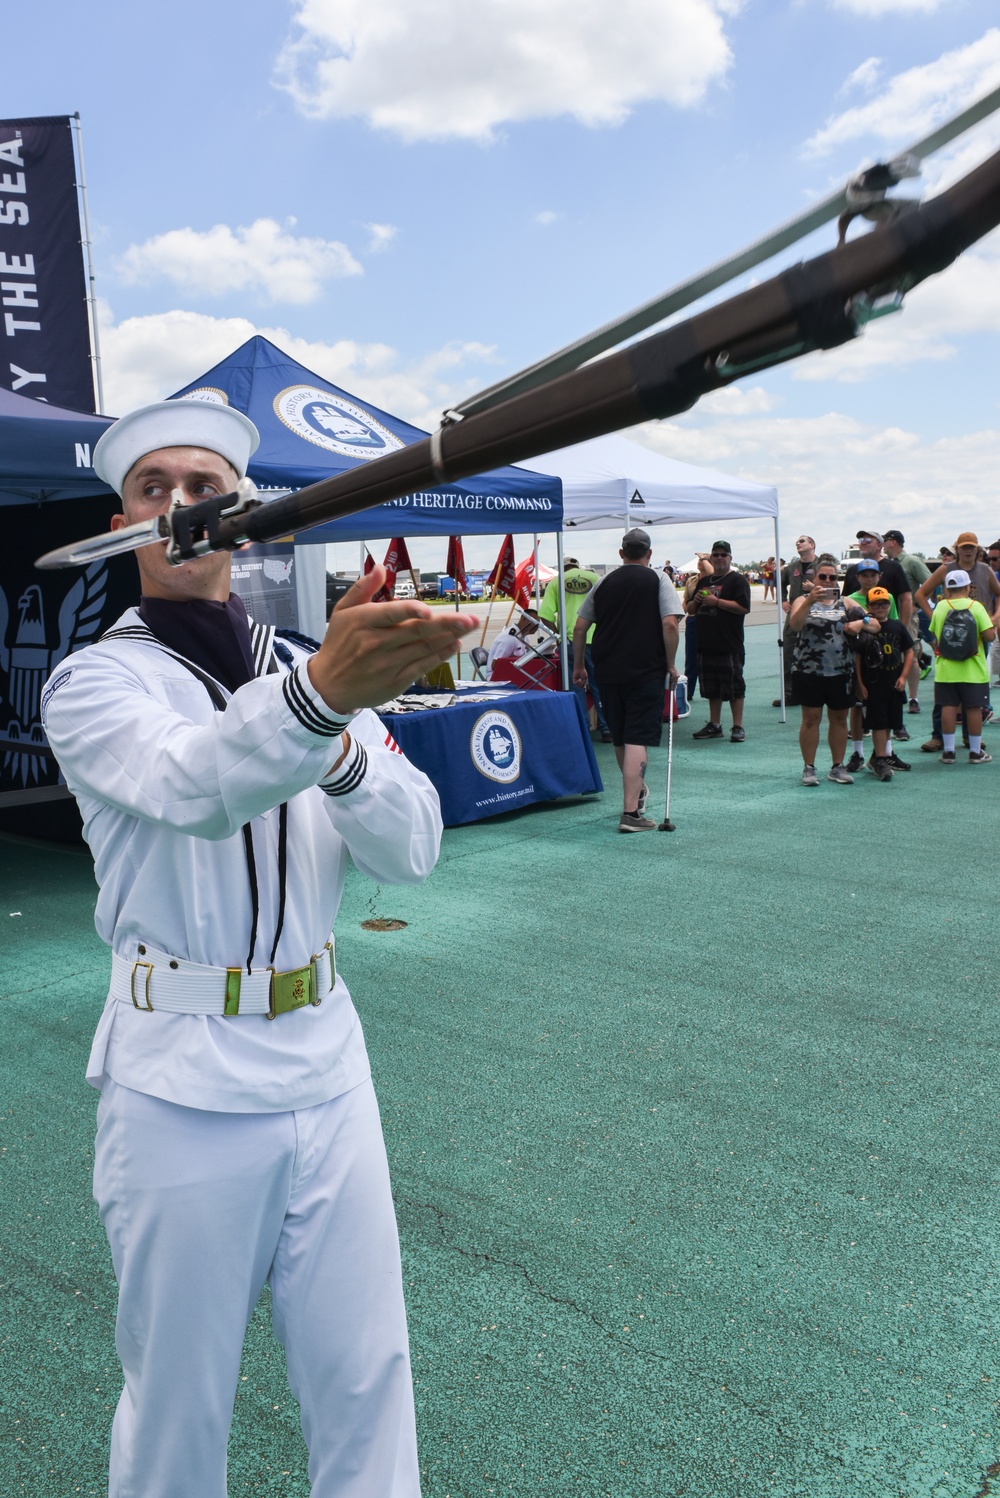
left=557, top=533, right=569, bottom=690
left=774, top=515, right=786, bottom=725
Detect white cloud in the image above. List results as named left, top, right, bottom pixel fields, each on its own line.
left=116, top=219, right=362, bottom=303
left=274, top=0, right=736, bottom=143
left=806, top=29, right=1000, bottom=159
left=535, top=210, right=560, bottom=227
left=635, top=409, right=1000, bottom=553
left=838, top=57, right=881, bottom=97
left=96, top=303, right=499, bottom=429
left=365, top=222, right=397, bottom=253
left=698, top=384, right=777, bottom=415
left=831, top=0, right=947, bottom=15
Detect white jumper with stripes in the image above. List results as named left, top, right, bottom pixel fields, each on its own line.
left=41, top=607, right=442, bottom=1113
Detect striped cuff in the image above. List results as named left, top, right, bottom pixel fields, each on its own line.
left=321, top=739, right=369, bottom=797
left=282, top=663, right=354, bottom=739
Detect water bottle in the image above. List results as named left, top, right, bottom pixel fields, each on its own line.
left=673, top=674, right=690, bottom=718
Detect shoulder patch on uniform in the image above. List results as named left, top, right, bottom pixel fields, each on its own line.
left=40, top=668, right=74, bottom=724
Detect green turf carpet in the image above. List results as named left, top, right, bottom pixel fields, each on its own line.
left=2, top=630, right=997, bottom=1496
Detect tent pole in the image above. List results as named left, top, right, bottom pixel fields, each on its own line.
left=71, top=114, right=105, bottom=415
left=557, top=533, right=569, bottom=690
left=532, top=534, right=540, bottom=608
left=774, top=515, right=786, bottom=724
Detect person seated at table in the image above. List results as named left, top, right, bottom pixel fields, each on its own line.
left=487, top=610, right=540, bottom=677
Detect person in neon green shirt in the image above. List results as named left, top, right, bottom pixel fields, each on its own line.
left=539, top=558, right=611, bottom=739
left=929, top=569, right=996, bottom=764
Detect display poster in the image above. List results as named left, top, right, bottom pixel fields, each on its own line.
left=230, top=542, right=299, bottom=630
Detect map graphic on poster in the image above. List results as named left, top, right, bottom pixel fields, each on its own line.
left=230, top=543, right=298, bottom=631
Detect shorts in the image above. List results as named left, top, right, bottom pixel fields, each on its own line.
left=791, top=672, right=853, bottom=712
left=934, top=680, right=990, bottom=712
left=698, top=651, right=746, bottom=702
left=860, top=686, right=904, bottom=732
left=596, top=675, right=665, bottom=747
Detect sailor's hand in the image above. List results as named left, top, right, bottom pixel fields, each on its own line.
left=307, top=565, right=478, bottom=712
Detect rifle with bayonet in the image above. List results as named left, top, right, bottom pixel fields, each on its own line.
left=35, top=127, right=1000, bottom=573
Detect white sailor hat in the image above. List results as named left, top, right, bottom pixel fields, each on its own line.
left=93, top=399, right=260, bottom=496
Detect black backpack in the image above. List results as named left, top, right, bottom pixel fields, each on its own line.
left=937, top=604, right=980, bottom=661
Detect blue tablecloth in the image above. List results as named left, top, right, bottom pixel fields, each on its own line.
left=378, top=689, right=602, bottom=826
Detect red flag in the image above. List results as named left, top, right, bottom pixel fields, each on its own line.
left=512, top=556, right=555, bottom=611
left=446, top=535, right=468, bottom=596
left=381, top=537, right=412, bottom=598
left=487, top=534, right=519, bottom=602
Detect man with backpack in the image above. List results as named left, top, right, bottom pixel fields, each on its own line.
left=928, top=568, right=997, bottom=765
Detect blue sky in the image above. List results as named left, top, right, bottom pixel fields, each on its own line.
left=8, top=0, right=1000, bottom=573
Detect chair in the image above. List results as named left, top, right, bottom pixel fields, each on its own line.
left=470, top=646, right=489, bottom=681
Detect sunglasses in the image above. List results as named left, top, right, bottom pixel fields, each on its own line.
left=815, top=573, right=838, bottom=582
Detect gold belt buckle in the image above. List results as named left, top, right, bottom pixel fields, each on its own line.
left=131, top=960, right=154, bottom=1011
left=267, top=963, right=313, bottom=1020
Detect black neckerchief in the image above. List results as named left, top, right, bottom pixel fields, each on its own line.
left=138, top=593, right=256, bottom=695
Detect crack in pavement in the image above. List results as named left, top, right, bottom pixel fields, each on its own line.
left=1, top=965, right=107, bottom=1003
left=395, top=1192, right=776, bottom=1426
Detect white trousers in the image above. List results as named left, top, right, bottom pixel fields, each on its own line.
left=93, top=1078, right=420, bottom=1498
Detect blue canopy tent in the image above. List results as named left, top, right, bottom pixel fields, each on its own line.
left=0, top=384, right=113, bottom=505
left=170, top=336, right=562, bottom=543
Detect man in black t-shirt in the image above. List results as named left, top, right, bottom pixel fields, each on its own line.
left=842, top=530, right=912, bottom=625
left=573, top=528, right=683, bottom=832
left=686, top=540, right=752, bottom=742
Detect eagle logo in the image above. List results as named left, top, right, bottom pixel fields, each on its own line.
left=0, top=562, right=108, bottom=788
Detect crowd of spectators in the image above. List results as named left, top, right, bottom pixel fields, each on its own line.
left=488, top=527, right=1000, bottom=797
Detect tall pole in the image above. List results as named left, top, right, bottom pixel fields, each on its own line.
left=71, top=113, right=105, bottom=415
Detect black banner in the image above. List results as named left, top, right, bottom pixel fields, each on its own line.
left=0, top=116, right=94, bottom=412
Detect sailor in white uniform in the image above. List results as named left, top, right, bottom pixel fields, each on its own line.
left=41, top=401, right=477, bottom=1498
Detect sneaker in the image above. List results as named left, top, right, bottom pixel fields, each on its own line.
left=887, top=752, right=911, bottom=772
left=730, top=726, right=746, bottom=743
left=801, top=764, right=819, bottom=787
left=599, top=730, right=614, bottom=743
left=939, top=749, right=956, bottom=764
left=894, top=725, right=910, bottom=742
left=692, top=722, right=723, bottom=740
left=921, top=737, right=943, bottom=753
left=637, top=781, right=649, bottom=815
left=846, top=751, right=865, bottom=774
left=908, top=699, right=921, bottom=714
left=827, top=763, right=854, bottom=784
left=619, top=810, right=656, bottom=832
left=983, top=707, right=994, bottom=725
left=873, top=756, right=894, bottom=782
left=969, top=748, right=993, bottom=764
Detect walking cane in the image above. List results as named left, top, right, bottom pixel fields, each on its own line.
left=659, top=682, right=676, bottom=832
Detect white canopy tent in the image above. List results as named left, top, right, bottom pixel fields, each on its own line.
left=520, top=433, right=784, bottom=711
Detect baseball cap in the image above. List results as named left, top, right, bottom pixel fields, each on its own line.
left=856, top=558, right=880, bottom=573
left=883, top=529, right=905, bottom=546
left=945, top=569, right=971, bottom=588
left=711, top=539, right=732, bottom=554
left=563, top=557, right=580, bottom=569
left=857, top=530, right=884, bottom=545
left=867, top=587, right=891, bottom=603
left=622, top=527, right=651, bottom=549
left=953, top=531, right=979, bottom=550
left=93, top=399, right=259, bottom=496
